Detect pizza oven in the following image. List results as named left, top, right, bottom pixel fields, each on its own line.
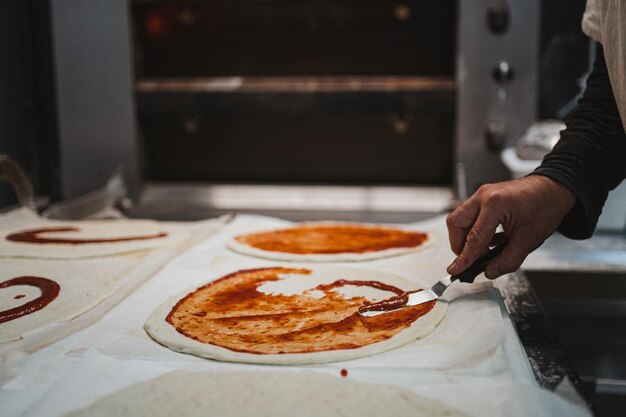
left=19, top=0, right=588, bottom=221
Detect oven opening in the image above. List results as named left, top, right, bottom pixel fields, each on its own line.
left=129, top=1, right=457, bottom=221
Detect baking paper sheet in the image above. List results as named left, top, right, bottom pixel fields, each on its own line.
left=63, top=214, right=506, bottom=372
left=0, top=214, right=592, bottom=417
left=2, top=350, right=591, bottom=417
left=0, top=209, right=229, bottom=374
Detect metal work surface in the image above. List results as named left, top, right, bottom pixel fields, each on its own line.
left=522, top=231, right=626, bottom=417
left=524, top=232, right=626, bottom=272
left=496, top=272, right=593, bottom=409
left=524, top=268, right=626, bottom=417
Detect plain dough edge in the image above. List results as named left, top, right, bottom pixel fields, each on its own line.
left=144, top=267, right=448, bottom=365
left=64, top=370, right=469, bottom=417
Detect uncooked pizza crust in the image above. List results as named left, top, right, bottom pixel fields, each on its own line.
left=145, top=267, right=446, bottom=364
left=227, top=221, right=434, bottom=262
left=0, top=220, right=189, bottom=259
left=0, top=258, right=130, bottom=343
left=64, top=371, right=468, bottom=417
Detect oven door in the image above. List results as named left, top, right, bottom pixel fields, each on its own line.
left=133, top=0, right=457, bottom=187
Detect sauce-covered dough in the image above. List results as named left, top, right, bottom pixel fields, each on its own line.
left=234, top=224, right=429, bottom=255
left=166, top=267, right=435, bottom=355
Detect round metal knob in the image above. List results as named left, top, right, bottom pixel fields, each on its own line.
left=394, top=4, right=411, bottom=22
left=492, top=61, right=514, bottom=85
left=486, top=0, right=510, bottom=34
left=183, top=117, right=199, bottom=135
left=485, top=120, right=507, bottom=152
left=390, top=113, right=411, bottom=135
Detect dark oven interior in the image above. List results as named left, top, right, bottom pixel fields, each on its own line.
left=132, top=1, right=457, bottom=186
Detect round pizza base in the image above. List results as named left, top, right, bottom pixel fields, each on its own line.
left=226, top=221, right=435, bottom=262
left=145, top=267, right=447, bottom=365
left=0, top=220, right=189, bottom=259
left=0, top=262, right=116, bottom=343
left=64, top=370, right=468, bottom=417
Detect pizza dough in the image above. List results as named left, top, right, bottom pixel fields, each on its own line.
left=145, top=267, right=446, bottom=364
left=0, top=258, right=133, bottom=343
left=227, top=221, right=434, bottom=262
left=64, top=371, right=468, bottom=417
left=0, top=220, right=189, bottom=259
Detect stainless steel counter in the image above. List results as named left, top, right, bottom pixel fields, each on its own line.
left=521, top=232, right=626, bottom=417
left=524, top=232, right=626, bottom=273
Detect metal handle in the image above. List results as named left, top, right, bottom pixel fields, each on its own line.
left=453, top=233, right=508, bottom=283
left=0, top=154, right=36, bottom=211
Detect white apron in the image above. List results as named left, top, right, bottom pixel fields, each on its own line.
left=583, top=0, right=626, bottom=131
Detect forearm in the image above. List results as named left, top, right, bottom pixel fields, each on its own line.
left=533, top=44, right=626, bottom=238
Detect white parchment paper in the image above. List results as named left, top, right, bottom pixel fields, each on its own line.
left=63, top=214, right=506, bottom=372
left=2, top=350, right=591, bottom=417
left=0, top=209, right=229, bottom=376
left=0, top=214, right=592, bottom=417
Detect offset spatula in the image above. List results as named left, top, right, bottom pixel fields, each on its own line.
left=358, top=235, right=508, bottom=317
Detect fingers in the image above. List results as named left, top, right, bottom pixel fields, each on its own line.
left=484, top=234, right=543, bottom=279
left=446, top=208, right=499, bottom=275
left=446, top=198, right=480, bottom=256
left=484, top=236, right=534, bottom=279
left=445, top=177, right=567, bottom=280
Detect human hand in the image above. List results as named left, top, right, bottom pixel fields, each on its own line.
left=446, top=175, right=576, bottom=279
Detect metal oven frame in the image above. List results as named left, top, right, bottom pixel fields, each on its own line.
left=48, top=0, right=538, bottom=216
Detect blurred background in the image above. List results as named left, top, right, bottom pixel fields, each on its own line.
left=0, top=0, right=592, bottom=219
left=1, top=2, right=625, bottom=415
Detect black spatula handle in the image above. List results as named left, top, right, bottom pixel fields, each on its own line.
left=453, top=233, right=508, bottom=284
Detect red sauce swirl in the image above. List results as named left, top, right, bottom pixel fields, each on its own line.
left=6, top=227, right=167, bottom=245
left=0, top=276, right=60, bottom=323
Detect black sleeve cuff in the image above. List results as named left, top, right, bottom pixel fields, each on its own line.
left=530, top=169, right=597, bottom=239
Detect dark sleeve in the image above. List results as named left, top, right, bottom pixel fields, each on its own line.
left=532, top=44, right=626, bottom=239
